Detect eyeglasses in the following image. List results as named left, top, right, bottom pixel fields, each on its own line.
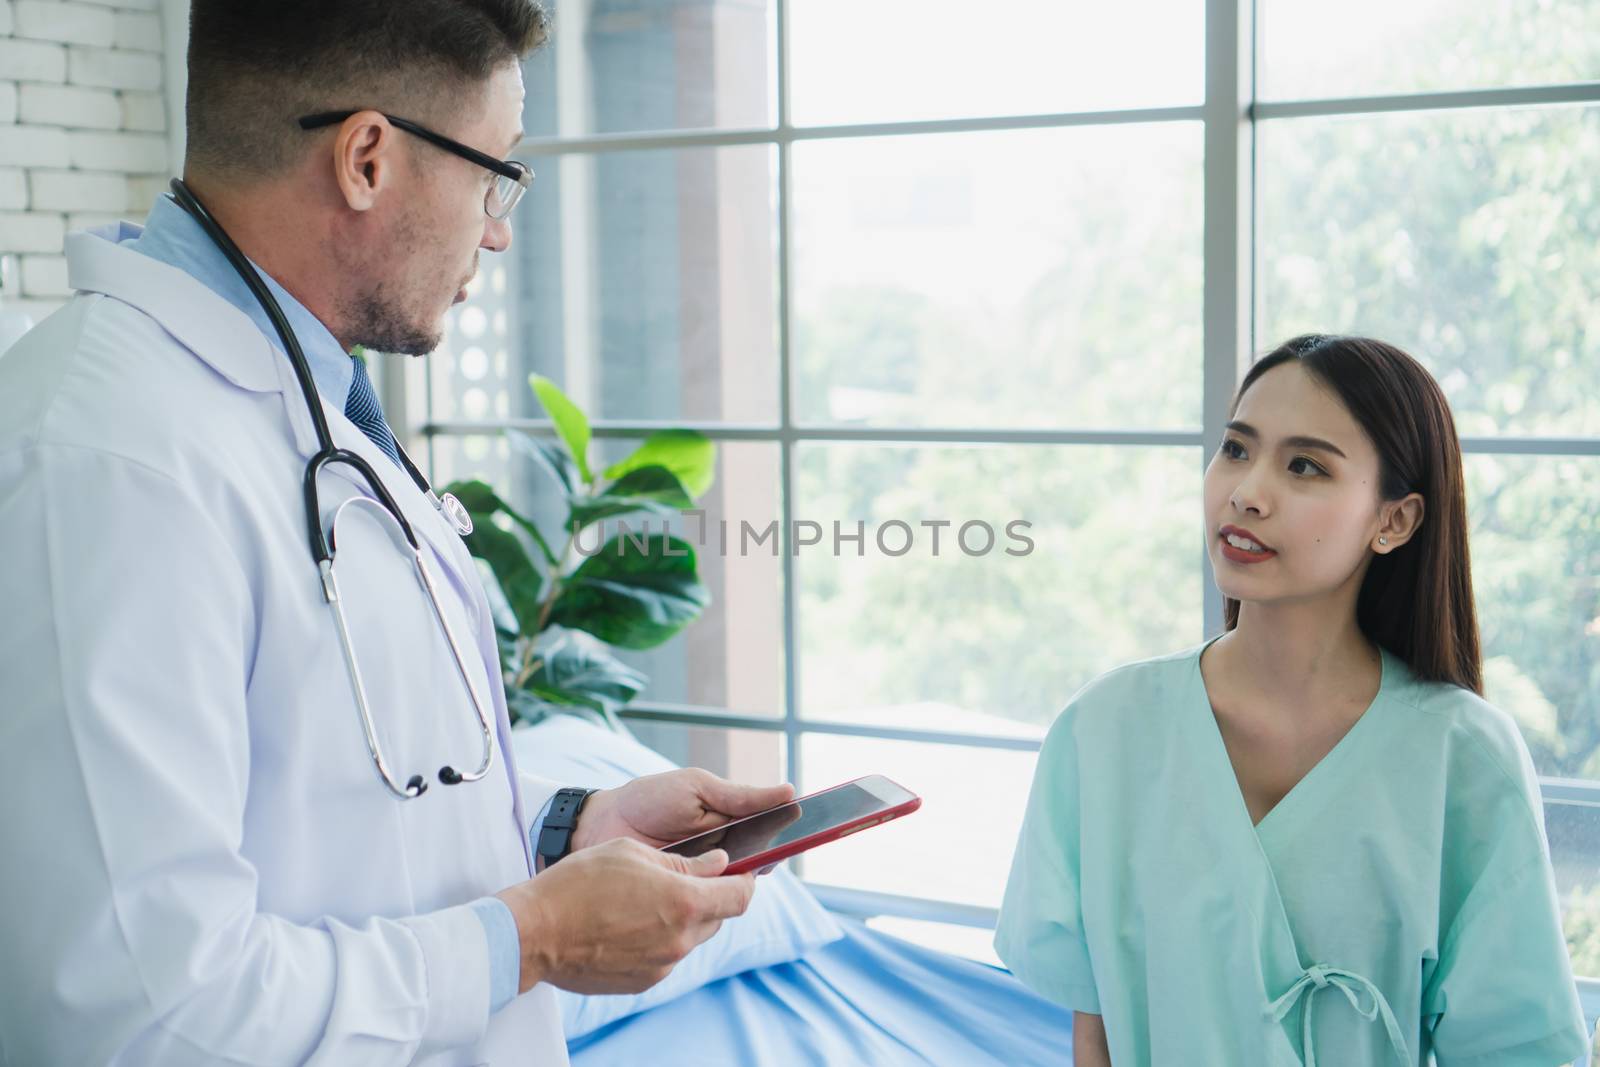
left=298, top=110, right=533, bottom=221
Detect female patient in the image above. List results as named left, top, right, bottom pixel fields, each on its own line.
left=995, top=335, right=1588, bottom=1066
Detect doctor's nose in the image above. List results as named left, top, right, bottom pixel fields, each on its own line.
left=481, top=214, right=512, bottom=254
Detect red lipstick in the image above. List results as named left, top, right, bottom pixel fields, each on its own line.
left=1218, top=524, right=1276, bottom=564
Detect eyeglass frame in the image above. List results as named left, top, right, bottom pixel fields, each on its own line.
left=297, top=110, right=533, bottom=220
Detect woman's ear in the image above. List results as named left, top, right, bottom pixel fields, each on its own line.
left=330, top=111, right=395, bottom=213
left=1374, top=493, right=1425, bottom=554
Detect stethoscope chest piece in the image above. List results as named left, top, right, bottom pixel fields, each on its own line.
left=439, top=492, right=474, bottom=536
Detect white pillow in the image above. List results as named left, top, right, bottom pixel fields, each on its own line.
left=511, top=715, right=845, bottom=1038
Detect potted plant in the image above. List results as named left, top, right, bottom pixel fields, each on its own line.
left=442, top=374, right=717, bottom=729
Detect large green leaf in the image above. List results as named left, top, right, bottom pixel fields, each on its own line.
left=508, top=626, right=648, bottom=729
left=445, top=478, right=558, bottom=568
left=529, top=374, right=593, bottom=485
left=475, top=559, right=520, bottom=636
left=568, top=465, right=695, bottom=530
left=602, top=430, right=716, bottom=498
left=506, top=427, right=579, bottom=499
left=505, top=686, right=611, bottom=730
left=550, top=533, right=710, bottom=650
left=458, top=512, right=544, bottom=633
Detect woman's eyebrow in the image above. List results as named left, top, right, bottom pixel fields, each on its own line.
left=1225, top=420, right=1348, bottom=459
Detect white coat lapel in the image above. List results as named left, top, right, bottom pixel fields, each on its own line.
left=65, top=225, right=282, bottom=394
left=71, top=223, right=534, bottom=873
left=71, top=223, right=477, bottom=605
left=245, top=322, right=478, bottom=618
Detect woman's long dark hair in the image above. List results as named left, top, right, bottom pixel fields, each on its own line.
left=1222, top=334, right=1482, bottom=694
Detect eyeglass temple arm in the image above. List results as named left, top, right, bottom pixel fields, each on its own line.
left=297, top=111, right=525, bottom=182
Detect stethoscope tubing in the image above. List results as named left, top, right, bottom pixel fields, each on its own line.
left=166, top=178, right=494, bottom=799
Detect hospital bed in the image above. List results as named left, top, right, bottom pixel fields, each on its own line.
left=513, top=715, right=1075, bottom=1066
left=565, top=911, right=1073, bottom=1066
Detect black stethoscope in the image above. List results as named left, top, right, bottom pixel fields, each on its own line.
left=168, top=177, right=493, bottom=800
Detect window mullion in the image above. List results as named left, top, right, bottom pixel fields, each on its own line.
left=1201, top=0, right=1256, bottom=640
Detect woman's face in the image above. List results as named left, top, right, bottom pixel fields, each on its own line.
left=1202, top=361, right=1393, bottom=612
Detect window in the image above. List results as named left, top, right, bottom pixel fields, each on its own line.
left=403, top=0, right=1600, bottom=997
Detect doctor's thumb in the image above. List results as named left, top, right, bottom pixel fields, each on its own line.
left=657, top=848, right=730, bottom=878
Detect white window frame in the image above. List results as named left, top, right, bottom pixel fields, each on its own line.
left=406, top=0, right=1600, bottom=1019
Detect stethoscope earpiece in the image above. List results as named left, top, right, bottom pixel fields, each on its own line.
left=439, top=766, right=464, bottom=786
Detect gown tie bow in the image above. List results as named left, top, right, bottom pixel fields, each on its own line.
left=1267, top=963, right=1410, bottom=1067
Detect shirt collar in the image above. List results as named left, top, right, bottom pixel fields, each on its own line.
left=123, top=194, right=356, bottom=407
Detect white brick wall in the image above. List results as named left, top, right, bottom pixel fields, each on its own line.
left=118, top=88, right=162, bottom=130
left=67, top=128, right=165, bottom=170
left=0, top=37, right=68, bottom=81
left=28, top=168, right=127, bottom=211
left=0, top=0, right=176, bottom=315
left=67, top=45, right=161, bottom=90
left=112, top=9, right=157, bottom=51
left=19, top=82, right=119, bottom=127
left=65, top=209, right=122, bottom=228
left=124, top=169, right=165, bottom=206
left=0, top=124, right=70, bottom=166
left=0, top=211, right=65, bottom=251
left=14, top=1, right=115, bottom=47
left=20, top=250, right=68, bottom=296
left=73, top=0, right=160, bottom=10
left=0, top=168, right=26, bottom=209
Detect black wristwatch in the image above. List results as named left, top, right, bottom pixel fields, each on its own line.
left=536, top=787, right=599, bottom=870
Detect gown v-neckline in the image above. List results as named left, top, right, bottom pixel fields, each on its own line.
left=1194, top=634, right=1391, bottom=837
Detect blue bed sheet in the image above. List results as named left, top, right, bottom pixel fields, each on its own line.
left=568, top=916, right=1075, bottom=1066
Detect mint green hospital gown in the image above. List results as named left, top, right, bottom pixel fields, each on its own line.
left=995, top=638, right=1589, bottom=1066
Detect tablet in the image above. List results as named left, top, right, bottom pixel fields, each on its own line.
left=661, top=774, right=921, bottom=876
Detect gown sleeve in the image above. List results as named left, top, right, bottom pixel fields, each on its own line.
left=1422, top=715, right=1591, bottom=1066
left=994, top=704, right=1100, bottom=1013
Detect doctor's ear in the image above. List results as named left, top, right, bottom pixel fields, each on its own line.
left=329, top=111, right=396, bottom=213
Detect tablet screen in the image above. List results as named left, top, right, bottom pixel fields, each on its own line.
left=662, top=781, right=893, bottom=865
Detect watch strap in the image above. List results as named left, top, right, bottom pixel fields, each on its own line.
left=536, top=787, right=598, bottom=869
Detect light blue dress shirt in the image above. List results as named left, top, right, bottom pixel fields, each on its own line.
left=123, top=195, right=538, bottom=1016
left=124, top=196, right=356, bottom=407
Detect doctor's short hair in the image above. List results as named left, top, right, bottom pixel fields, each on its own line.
left=1221, top=334, right=1483, bottom=696
left=184, top=0, right=548, bottom=178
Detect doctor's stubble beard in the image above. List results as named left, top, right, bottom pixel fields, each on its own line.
left=337, top=216, right=469, bottom=357
left=343, top=282, right=440, bottom=357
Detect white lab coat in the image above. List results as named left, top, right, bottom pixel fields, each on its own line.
left=0, top=224, right=568, bottom=1066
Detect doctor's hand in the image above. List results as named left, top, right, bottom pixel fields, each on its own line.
left=494, top=837, right=756, bottom=995
left=570, top=768, right=794, bottom=852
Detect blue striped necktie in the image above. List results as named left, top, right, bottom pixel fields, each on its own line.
left=344, top=354, right=401, bottom=466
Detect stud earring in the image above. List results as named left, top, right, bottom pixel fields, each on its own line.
left=1378, top=537, right=1389, bottom=546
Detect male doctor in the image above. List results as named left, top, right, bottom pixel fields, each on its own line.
left=0, top=1, right=793, bottom=1063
